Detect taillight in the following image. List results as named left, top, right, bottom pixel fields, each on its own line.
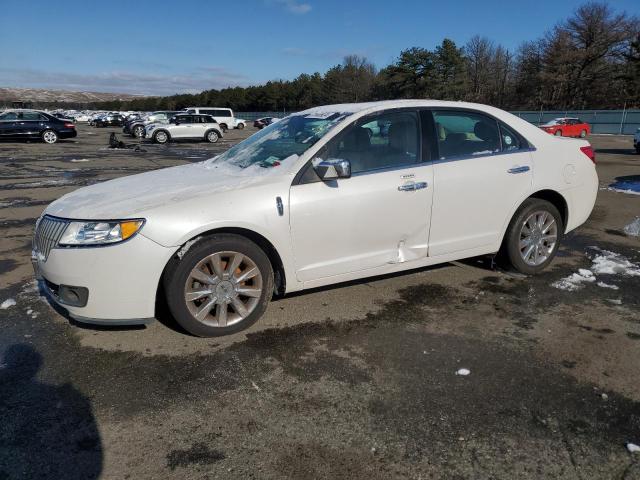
left=64, top=122, right=75, bottom=128
left=580, top=145, right=596, bottom=164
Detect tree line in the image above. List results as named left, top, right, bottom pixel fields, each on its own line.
left=95, top=2, right=639, bottom=113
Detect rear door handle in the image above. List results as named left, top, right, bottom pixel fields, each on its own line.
left=508, top=166, right=530, bottom=174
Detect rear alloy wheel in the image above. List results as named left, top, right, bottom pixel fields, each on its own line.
left=237, top=123, right=245, bottom=130
left=501, top=198, right=563, bottom=275
left=133, top=125, right=145, bottom=138
left=555, top=130, right=562, bottom=136
left=164, top=235, right=274, bottom=337
left=580, top=129, right=587, bottom=138
left=205, top=130, right=219, bottom=143
left=153, top=130, right=169, bottom=144
left=42, top=130, right=58, bottom=144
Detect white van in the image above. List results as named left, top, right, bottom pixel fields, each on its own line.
left=184, top=107, right=235, bottom=131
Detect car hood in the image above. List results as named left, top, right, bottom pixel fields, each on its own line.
left=45, top=161, right=288, bottom=219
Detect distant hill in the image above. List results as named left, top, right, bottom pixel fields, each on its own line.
left=0, top=87, right=146, bottom=105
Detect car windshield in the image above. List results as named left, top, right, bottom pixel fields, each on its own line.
left=205, top=112, right=350, bottom=170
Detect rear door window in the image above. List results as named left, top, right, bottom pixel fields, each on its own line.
left=433, top=111, right=501, bottom=159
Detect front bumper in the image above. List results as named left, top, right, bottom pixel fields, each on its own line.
left=33, top=233, right=176, bottom=324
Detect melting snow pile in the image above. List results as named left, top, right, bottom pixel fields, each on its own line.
left=590, top=249, right=640, bottom=276
left=455, top=368, right=471, bottom=376
left=1, top=299, right=16, bottom=309
left=552, top=248, right=640, bottom=292
left=623, top=217, right=640, bottom=237
left=551, top=269, right=596, bottom=291
left=627, top=443, right=640, bottom=453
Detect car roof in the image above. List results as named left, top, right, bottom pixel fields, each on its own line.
left=298, top=99, right=519, bottom=118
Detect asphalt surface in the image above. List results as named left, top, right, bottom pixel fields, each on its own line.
left=0, top=125, right=639, bottom=479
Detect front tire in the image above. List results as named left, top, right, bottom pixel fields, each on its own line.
left=164, top=234, right=274, bottom=337
left=501, top=198, right=563, bottom=275
left=555, top=130, right=562, bottom=136
left=133, top=125, right=145, bottom=138
left=153, top=130, right=169, bottom=144
left=42, top=130, right=58, bottom=144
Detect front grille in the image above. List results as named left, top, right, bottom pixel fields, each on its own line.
left=33, top=216, right=69, bottom=261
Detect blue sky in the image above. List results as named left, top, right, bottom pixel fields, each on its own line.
left=0, top=0, right=637, bottom=95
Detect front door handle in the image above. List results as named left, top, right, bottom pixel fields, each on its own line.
left=508, top=166, right=530, bottom=174
left=398, top=182, right=428, bottom=191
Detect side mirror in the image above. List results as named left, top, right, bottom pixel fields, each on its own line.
left=313, top=159, right=351, bottom=181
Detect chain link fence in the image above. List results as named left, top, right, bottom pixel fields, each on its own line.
left=511, top=109, right=640, bottom=135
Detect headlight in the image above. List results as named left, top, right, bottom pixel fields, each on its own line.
left=59, top=220, right=144, bottom=246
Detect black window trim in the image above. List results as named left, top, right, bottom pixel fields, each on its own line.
left=425, top=107, right=535, bottom=163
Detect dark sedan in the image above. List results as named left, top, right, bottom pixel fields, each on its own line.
left=94, top=113, right=126, bottom=127
left=0, top=110, right=77, bottom=144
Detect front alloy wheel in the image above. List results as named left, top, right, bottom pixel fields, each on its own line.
left=133, top=125, right=145, bottom=138
left=164, top=235, right=274, bottom=337
left=154, top=131, right=168, bottom=144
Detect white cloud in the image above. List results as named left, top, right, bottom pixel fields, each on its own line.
left=270, top=0, right=312, bottom=14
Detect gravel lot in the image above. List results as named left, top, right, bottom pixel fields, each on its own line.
left=1, top=125, right=639, bottom=479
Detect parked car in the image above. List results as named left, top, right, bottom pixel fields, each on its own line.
left=540, top=117, right=590, bottom=137
left=53, top=112, right=76, bottom=122
left=254, top=117, right=279, bottom=129
left=94, top=113, right=126, bottom=128
left=145, top=114, right=223, bottom=144
left=183, top=107, right=235, bottom=131
left=0, top=109, right=77, bottom=144
left=124, top=111, right=179, bottom=138
left=32, top=100, right=598, bottom=337
left=634, top=128, right=640, bottom=154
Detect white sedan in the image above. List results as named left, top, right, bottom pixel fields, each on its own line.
left=33, top=100, right=598, bottom=336
left=145, top=113, right=223, bottom=144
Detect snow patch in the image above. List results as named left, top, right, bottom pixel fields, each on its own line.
left=627, top=443, right=640, bottom=453
left=551, top=269, right=596, bottom=291
left=591, top=249, right=640, bottom=276
left=1, top=299, right=16, bottom=309
left=623, top=217, right=640, bottom=237
left=596, top=281, right=619, bottom=290
left=455, top=368, right=471, bottom=376
left=70, top=158, right=91, bottom=163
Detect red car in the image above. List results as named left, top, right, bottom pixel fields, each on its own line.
left=540, top=117, right=590, bottom=138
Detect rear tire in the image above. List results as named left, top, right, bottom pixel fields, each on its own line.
left=500, top=198, right=563, bottom=275
left=580, top=129, right=587, bottom=138
left=237, top=123, right=245, bottom=130
left=164, top=234, right=274, bottom=337
left=42, top=130, right=58, bottom=144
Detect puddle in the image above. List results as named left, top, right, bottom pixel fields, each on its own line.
left=608, top=175, right=640, bottom=195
